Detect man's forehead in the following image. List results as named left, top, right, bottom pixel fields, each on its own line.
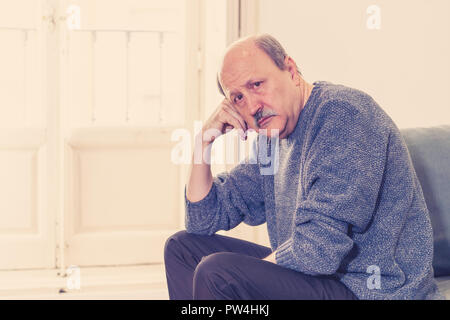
left=219, top=42, right=262, bottom=95
left=219, top=64, right=254, bottom=94
left=221, top=42, right=256, bottom=74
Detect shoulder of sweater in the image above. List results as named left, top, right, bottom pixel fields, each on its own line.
left=305, top=82, right=396, bottom=144
left=314, top=82, right=377, bottom=114
left=312, top=82, right=393, bottom=131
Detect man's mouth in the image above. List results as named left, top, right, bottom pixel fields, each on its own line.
left=258, top=115, right=275, bottom=128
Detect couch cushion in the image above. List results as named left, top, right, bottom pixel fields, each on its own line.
left=436, top=276, right=450, bottom=300
left=401, top=126, right=450, bottom=277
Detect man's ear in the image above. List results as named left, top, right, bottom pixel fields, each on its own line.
left=285, top=56, right=301, bottom=85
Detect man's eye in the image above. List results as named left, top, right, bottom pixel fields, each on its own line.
left=254, top=81, right=262, bottom=88
left=234, top=94, right=243, bottom=103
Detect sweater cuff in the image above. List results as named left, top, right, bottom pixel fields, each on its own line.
left=184, top=183, right=216, bottom=209
left=184, top=184, right=218, bottom=233
left=275, top=238, right=296, bottom=267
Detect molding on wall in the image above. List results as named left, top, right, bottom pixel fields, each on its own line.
left=227, top=0, right=260, bottom=44
left=239, top=0, right=259, bottom=37
left=226, top=0, right=240, bottom=45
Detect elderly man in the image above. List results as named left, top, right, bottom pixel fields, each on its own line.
left=164, top=34, right=442, bottom=300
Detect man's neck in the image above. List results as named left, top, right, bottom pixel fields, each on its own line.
left=284, top=80, right=313, bottom=139
left=298, top=79, right=314, bottom=115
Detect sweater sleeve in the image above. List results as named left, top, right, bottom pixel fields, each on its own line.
left=185, top=139, right=266, bottom=235
left=276, top=100, right=389, bottom=275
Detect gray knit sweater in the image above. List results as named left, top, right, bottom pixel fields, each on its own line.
left=185, top=81, right=443, bottom=300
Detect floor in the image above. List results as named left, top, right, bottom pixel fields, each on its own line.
left=2, top=265, right=448, bottom=300
left=0, top=264, right=169, bottom=300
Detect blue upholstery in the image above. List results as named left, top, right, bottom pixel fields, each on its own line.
left=401, top=126, right=450, bottom=277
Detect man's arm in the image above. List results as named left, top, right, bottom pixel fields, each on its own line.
left=185, top=134, right=214, bottom=203
left=184, top=139, right=266, bottom=235
left=186, top=99, right=247, bottom=203
left=184, top=100, right=266, bottom=235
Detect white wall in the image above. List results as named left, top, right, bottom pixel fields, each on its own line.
left=258, top=0, right=450, bottom=129
left=203, top=0, right=227, bottom=121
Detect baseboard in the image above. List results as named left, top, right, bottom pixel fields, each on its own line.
left=0, top=264, right=169, bottom=300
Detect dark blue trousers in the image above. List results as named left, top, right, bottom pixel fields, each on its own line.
left=164, top=230, right=357, bottom=300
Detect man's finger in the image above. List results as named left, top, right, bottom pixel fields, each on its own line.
left=223, top=105, right=247, bottom=134
left=223, top=111, right=246, bottom=139
left=226, top=102, right=248, bottom=131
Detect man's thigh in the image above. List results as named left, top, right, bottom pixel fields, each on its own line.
left=193, top=252, right=357, bottom=300
left=165, top=230, right=274, bottom=300
left=165, top=230, right=273, bottom=267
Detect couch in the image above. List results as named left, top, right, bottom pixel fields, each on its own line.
left=402, top=125, right=450, bottom=299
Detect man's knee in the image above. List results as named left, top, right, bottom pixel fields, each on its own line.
left=193, top=253, right=235, bottom=284
left=195, top=251, right=225, bottom=269
left=193, top=253, right=225, bottom=298
left=164, top=230, right=190, bottom=261
left=193, top=252, right=241, bottom=299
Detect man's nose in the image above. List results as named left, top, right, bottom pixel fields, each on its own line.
left=248, top=97, right=262, bottom=117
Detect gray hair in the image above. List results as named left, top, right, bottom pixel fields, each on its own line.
left=217, top=34, right=302, bottom=96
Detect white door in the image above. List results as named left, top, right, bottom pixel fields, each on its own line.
left=0, top=0, right=55, bottom=269
left=59, top=0, right=200, bottom=267
left=0, top=0, right=200, bottom=271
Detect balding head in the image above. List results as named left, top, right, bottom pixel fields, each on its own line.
left=217, top=34, right=301, bottom=96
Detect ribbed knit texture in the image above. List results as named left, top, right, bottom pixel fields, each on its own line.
left=185, top=81, right=443, bottom=300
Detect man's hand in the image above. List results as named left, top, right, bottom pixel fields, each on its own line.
left=263, top=251, right=277, bottom=264
left=186, top=99, right=248, bottom=203
left=201, top=98, right=248, bottom=145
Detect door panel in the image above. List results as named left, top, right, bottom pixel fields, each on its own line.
left=61, top=0, right=191, bottom=266
left=65, top=129, right=183, bottom=265
left=0, top=0, right=54, bottom=270
left=0, top=0, right=198, bottom=270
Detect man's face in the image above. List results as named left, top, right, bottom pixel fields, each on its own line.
left=219, top=42, right=300, bottom=139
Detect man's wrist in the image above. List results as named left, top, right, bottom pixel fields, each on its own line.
left=193, top=132, right=213, bottom=165
left=194, top=131, right=213, bottom=147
